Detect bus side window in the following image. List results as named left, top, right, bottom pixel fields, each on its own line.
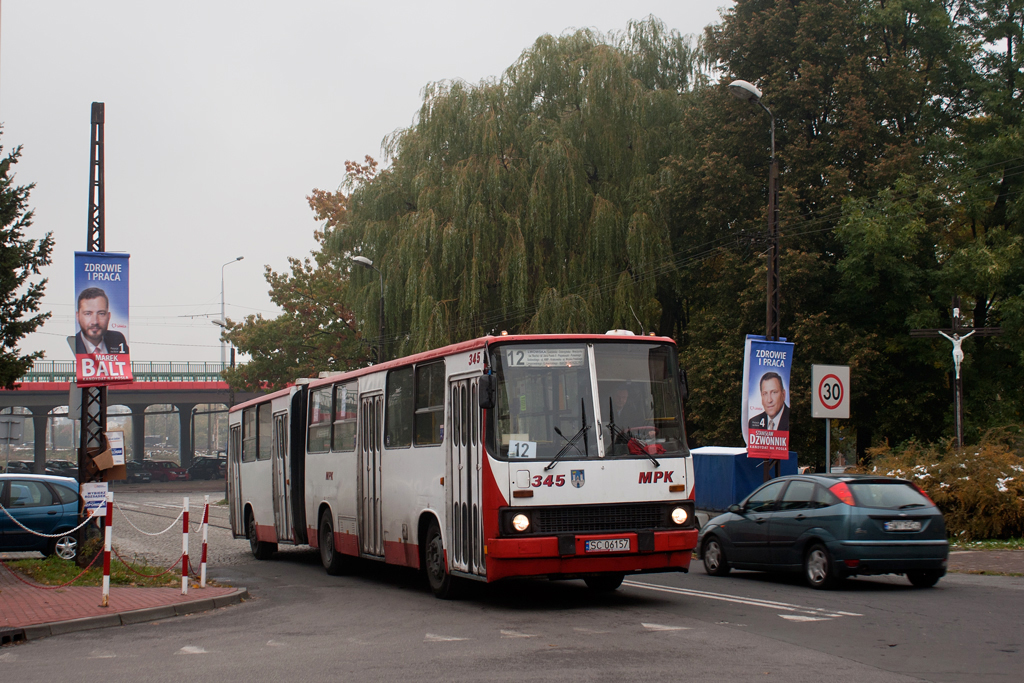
left=414, top=362, right=445, bottom=446
left=333, top=382, right=357, bottom=451
left=257, top=403, right=273, bottom=460
left=242, top=408, right=257, bottom=462
left=385, top=367, right=414, bottom=448
left=308, top=387, right=332, bottom=453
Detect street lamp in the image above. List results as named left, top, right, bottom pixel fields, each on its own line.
left=351, top=255, right=384, bottom=364
left=220, top=256, right=244, bottom=365
left=729, top=79, right=780, bottom=342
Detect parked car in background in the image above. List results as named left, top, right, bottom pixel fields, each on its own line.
left=0, top=473, right=81, bottom=559
left=697, top=474, right=949, bottom=589
left=186, top=457, right=227, bottom=481
left=46, top=460, right=79, bottom=478
left=125, top=460, right=153, bottom=484
left=4, top=460, right=34, bottom=474
left=141, top=460, right=190, bottom=482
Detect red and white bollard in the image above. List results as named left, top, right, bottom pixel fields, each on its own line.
left=101, top=491, right=113, bottom=607
left=200, top=495, right=209, bottom=589
left=181, top=496, right=189, bottom=595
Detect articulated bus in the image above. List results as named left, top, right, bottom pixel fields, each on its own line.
left=227, top=332, right=699, bottom=597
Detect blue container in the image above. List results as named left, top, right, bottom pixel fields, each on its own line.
left=690, top=447, right=798, bottom=512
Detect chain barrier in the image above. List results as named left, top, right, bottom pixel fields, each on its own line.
left=112, top=498, right=185, bottom=536
left=0, top=547, right=103, bottom=590
left=110, top=546, right=185, bottom=579
left=0, top=501, right=97, bottom=538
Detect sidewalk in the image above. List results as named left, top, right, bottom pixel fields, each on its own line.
left=0, top=560, right=246, bottom=644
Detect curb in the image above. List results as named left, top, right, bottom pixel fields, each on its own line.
left=18, top=587, right=249, bottom=641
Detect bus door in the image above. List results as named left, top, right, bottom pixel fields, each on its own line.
left=447, top=377, right=485, bottom=577
left=271, top=411, right=292, bottom=543
left=228, top=424, right=243, bottom=536
left=359, top=393, right=384, bottom=557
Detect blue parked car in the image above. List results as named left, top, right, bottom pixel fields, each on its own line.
left=697, top=474, right=948, bottom=588
left=0, top=473, right=81, bottom=560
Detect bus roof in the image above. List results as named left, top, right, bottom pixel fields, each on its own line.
left=229, top=332, right=676, bottom=413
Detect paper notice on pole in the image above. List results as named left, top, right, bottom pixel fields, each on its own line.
left=107, top=430, right=126, bottom=466
left=82, top=482, right=109, bottom=517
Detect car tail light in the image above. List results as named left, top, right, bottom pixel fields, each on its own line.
left=912, top=483, right=936, bottom=507
left=844, top=559, right=860, bottom=568
left=829, top=482, right=855, bottom=506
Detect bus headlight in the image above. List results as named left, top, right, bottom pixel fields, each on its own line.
left=512, top=513, right=531, bottom=532
left=670, top=507, right=688, bottom=525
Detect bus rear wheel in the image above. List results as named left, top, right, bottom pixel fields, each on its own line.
left=424, top=519, right=459, bottom=599
left=319, top=511, right=349, bottom=576
left=248, top=512, right=276, bottom=560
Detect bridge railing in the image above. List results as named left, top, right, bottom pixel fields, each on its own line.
left=22, top=360, right=229, bottom=383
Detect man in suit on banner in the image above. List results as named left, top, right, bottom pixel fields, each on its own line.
left=747, top=371, right=789, bottom=431
left=75, top=287, right=129, bottom=354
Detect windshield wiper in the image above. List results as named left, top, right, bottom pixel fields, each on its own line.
left=899, top=503, right=926, bottom=509
left=546, top=400, right=590, bottom=471
left=607, top=397, right=659, bottom=467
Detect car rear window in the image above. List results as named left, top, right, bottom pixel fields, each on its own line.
left=847, top=481, right=931, bottom=509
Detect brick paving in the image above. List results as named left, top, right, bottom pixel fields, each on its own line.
left=0, top=560, right=240, bottom=629
left=948, top=550, right=1024, bottom=575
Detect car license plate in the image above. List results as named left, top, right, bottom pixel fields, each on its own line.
left=584, top=538, right=630, bottom=553
left=884, top=520, right=922, bottom=532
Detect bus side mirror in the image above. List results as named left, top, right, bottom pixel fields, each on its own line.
left=679, top=368, right=689, bottom=402
left=479, top=375, right=495, bottom=409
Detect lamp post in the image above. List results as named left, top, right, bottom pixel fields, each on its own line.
left=729, top=79, right=780, bottom=342
left=220, top=256, right=244, bottom=365
left=351, top=256, right=384, bottom=364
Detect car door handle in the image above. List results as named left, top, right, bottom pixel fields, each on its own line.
left=48, top=511, right=58, bottom=515
left=755, top=517, right=767, bottom=524
left=795, top=514, right=806, bottom=520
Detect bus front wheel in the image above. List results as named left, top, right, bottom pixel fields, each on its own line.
left=248, top=512, right=276, bottom=560
left=424, top=520, right=459, bottom=599
left=319, top=511, right=349, bottom=575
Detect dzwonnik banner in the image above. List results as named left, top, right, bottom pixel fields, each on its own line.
left=742, top=335, right=794, bottom=459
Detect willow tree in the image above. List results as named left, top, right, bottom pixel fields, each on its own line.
left=332, top=19, right=702, bottom=358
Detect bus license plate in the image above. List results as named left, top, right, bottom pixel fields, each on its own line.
left=585, top=538, right=630, bottom=553
left=884, top=520, right=922, bottom=532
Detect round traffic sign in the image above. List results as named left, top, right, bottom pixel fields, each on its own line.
left=818, top=374, right=843, bottom=410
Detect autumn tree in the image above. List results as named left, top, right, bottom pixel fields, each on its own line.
left=0, top=139, right=53, bottom=390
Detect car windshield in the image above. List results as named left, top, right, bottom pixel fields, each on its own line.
left=491, top=341, right=687, bottom=462
left=848, top=481, right=932, bottom=509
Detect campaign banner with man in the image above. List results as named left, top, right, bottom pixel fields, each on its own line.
left=74, top=251, right=132, bottom=385
left=742, top=335, right=795, bottom=459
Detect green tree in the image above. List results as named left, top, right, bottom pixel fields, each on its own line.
left=332, top=19, right=702, bottom=359
left=222, top=222, right=367, bottom=393
left=0, top=140, right=53, bottom=390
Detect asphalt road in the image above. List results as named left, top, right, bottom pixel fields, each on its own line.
left=1, top=486, right=1020, bottom=682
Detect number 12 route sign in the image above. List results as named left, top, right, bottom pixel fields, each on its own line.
left=811, top=365, right=850, bottom=419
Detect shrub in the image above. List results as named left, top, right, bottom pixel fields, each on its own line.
left=861, top=429, right=1024, bottom=540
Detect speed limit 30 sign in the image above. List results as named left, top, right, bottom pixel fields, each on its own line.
left=811, top=365, right=850, bottom=419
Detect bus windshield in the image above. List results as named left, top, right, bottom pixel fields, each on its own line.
left=491, top=341, right=687, bottom=461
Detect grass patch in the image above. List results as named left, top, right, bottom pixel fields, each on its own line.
left=951, top=538, right=1024, bottom=551
left=5, top=553, right=183, bottom=588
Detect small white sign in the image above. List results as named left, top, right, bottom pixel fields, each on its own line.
left=81, top=482, right=109, bottom=517
left=811, top=365, right=850, bottom=419
left=107, top=430, right=126, bottom=466
left=508, top=440, right=537, bottom=459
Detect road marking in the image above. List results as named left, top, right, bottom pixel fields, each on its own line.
left=87, top=650, right=117, bottom=658
left=642, top=623, right=690, bottom=631
left=424, top=633, right=468, bottom=642
left=0, top=652, right=18, bottom=662
left=623, top=580, right=862, bottom=619
left=573, top=627, right=610, bottom=634
left=779, top=615, right=832, bottom=622
left=144, top=503, right=184, bottom=510
left=266, top=640, right=288, bottom=647
left=500, top=630, right=536, bottom=638
left=177, top=646, right=208, bottom=654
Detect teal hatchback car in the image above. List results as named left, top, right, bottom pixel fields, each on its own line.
left=0, top=473, right=81, bottom=560
left=697, top=474, right=948, bottom=588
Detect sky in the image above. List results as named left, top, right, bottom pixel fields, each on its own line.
left=2, top=1, right=731, bottom=367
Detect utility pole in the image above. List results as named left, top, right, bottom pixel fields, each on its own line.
left=910, top=296, right=1002, bottom=449
left=77, top=102, right=107, bottom=566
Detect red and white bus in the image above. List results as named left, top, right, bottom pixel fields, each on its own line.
left=227, top=332, right=698, bottom=597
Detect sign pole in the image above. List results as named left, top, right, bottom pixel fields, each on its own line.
left=825, top=417, right=831, bottom=472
